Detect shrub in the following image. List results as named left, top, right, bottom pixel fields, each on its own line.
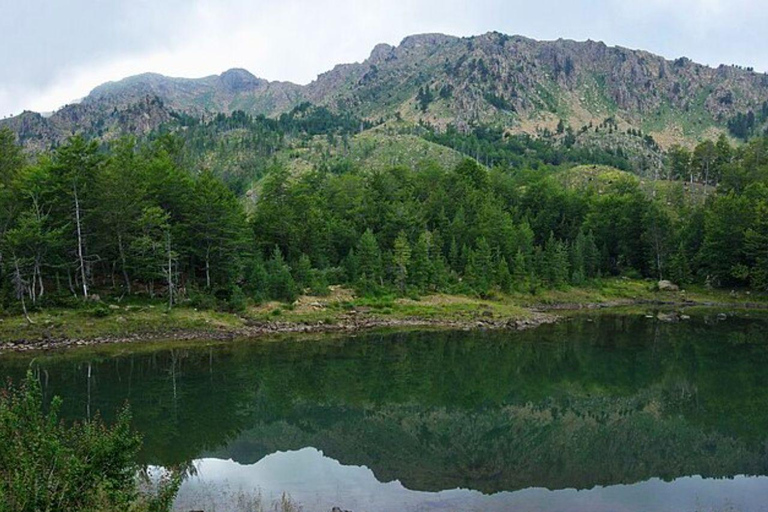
left=0, top=372, right=179, bottom=512
left=88, top=303, right=112, bottom=318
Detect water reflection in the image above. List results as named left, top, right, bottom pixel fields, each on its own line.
left=175, top=448, right=768, bottom=512
left=2, top=314, right=768, bottom=509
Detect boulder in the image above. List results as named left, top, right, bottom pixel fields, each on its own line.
left=657, top=311, right=680, bottom=323
left=657, top=280, right=679, bottom=292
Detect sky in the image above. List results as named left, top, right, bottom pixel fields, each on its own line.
left=1, top=0, right=766, bottom=117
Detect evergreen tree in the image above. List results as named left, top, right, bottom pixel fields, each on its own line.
left=466, top=237, right=493, bottom=293
left=392, top=231, right=411, bottom=294
left=294, top=253, right=314, bottom=291
left=744, top=200, right=768, bottom=289
left=512, top=249, right=528, bottom=291
left=266, top=246, right=297, bottom=302
left=243, top=251, right=269, bottom=301
left=570, top=231, right=586, bottom=285
left=668, top=242, right=692, bottom=286
left=356, top=229, right=382, bottom=287
left=410, top=231, right=435, bottom=291
left=544, top=233, right=569, bottom=287
left=496, top=256, right=513, bottom=293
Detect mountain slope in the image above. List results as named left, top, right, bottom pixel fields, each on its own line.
left=3, top=31, right=768, bottom=151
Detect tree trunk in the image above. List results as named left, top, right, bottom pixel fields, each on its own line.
left=37, top=261, right=44, bottom=300
left=67, top=269, right=77, bottom=297
left=13, top=258, right=33, bottom=324
left=73, top=183, right=88, bottom=299
left=118, top=233, right=131, bottom=294
left=166, top=230, right=174, bottom=309
left=205, top=246, right=211, bottom=289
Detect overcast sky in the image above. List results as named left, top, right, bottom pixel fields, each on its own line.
left=1, top=0, right=766, bottom=117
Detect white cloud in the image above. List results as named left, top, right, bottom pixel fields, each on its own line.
left=1, top=0, right=766, bottom=117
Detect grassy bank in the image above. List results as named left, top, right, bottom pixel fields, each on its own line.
left=1, top=278, right=766, bottom=349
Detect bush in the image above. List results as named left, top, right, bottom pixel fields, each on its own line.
left=88, top=303, right=112, bottom=318
left=226, top=285, right=248, bottom=313
left=0, top=372, right=179, bottom=512
left=188, top=289, right=219, bottom=310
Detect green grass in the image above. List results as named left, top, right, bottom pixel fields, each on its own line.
left=2, top=278, right=766, bottom=347
left=553, top=165, right=714, bottom=206
left=0, top=302, right=245, bottom=344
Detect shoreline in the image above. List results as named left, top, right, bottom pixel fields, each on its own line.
left=0, top=311, right=559, bottom=353
left=2, top=295, right=764, bottom=354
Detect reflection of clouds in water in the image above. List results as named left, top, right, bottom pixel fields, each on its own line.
left=173, top=447, right=768, bottom=512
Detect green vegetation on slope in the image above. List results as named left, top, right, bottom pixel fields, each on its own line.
left=2, top=120, right=768, bottom=332
left=0, top=372, right=179, bottom=511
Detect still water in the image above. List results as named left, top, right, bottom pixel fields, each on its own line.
left=2, top=314, right=768, bottom=511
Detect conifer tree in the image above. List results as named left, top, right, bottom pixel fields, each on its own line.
left=393, top=231, right=411, bottom=295
left=356, top=229, right=382, bottom=287
left=266, top=246, right=297, bottom=302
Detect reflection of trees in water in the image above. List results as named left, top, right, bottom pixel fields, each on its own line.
left=215, top=388, right=768, bottom=494
left=3, top=314, right=768, bottom=493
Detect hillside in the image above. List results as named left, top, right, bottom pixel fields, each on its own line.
left=3, top=31, right=768, bottom=153
left=552, top=164, right=713, bottom=205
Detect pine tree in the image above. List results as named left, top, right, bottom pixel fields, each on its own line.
left=496, top=256, right=513, bottom=293
left=410, top=231, right=434, bottom=291
left=356, top=229, right=382, bottom=287
left=543, top=233, right=570, bottom=288
left=294, top=253, right=313, bottom=291
left=448, top=236, right=460, bottom=272
left=392, top=231, right=411, bottom=295
left=570, top=231, right=586, bottom=285
left=244, top=251, right=269, bottom=301
left=466, top=237, right=493, bottom=293
left=266, top=246, right=297, bottom=302
left=512, top=249, right=528, bottom=291
left=668, top=242, right=692, bottom=286
left=583, top=230, right=599, bottom=278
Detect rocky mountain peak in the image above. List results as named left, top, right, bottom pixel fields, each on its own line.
left=3, top=31, right=768, bottom=152
left=399, top=33, right=458, bottom=50
left=369, top=43, right=395, bottom=64
left=219, top=68, right=263, bottom=92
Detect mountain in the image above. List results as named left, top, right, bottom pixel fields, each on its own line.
left=3, top=31, right=768, bottom=151
left=86, top=68, right=303, bottom=116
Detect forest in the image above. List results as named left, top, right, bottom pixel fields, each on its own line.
left=1, top=123, right=768, bottom=319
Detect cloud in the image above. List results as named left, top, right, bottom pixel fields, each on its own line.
left=1, top=0, right=766, bottom=117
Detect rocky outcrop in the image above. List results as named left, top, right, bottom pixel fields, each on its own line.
left=2, top=95, right=175, bottom=150
left=4, top=31, right=768, bottom=151
left=658, top=280, right=680, bottom=292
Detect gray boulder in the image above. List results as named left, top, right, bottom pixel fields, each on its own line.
left=658, top=280, right=679, bottom=292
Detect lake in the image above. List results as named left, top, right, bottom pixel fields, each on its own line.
left=2, top=313, right=768, bottom=512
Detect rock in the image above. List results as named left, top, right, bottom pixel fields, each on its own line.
left=657, top=311, right=680, bottom=323
left=657, top=280, right=679, bottom=292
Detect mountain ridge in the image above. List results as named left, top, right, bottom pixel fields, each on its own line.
left=3, top=31, right=768, bottom=151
